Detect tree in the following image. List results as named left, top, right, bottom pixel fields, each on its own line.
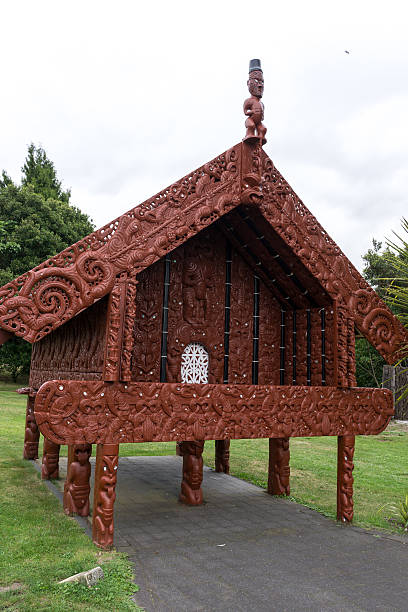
left=0, top=145, right=94, bottom=381
left=21, top=144, right=71, bottom=203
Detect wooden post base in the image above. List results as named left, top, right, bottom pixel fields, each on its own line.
left=337, top=435, right=355, bottom=523
left=215, top=439, right=230, bottom=474
left=92, top=444, right=119, bottom=549
left=63, top=444, right=92, bottom=517
left=268, top=438, right=290, bottom=496
left=41, top=438, right=60, bottom=480
left=23, top=394, right=40, bottom=460
left=179, top=441, right=204, bottom=505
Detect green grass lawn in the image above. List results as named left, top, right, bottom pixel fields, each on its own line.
left=0, top=382, right=140, bottom=611
left=1, top=381, right=407, bottom=609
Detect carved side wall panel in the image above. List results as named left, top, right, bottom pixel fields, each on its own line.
left=229, top=248, right=253, bottom=383
left=29, top=297, right=108, bottom=389
left=166, top=226, right=226, bottom=384
left=258, top=283, right=280, bottom=385
left=310, top=309, right=323, bottom=385
left=324, top=307, right=336, bottom=385
left=132, top=260, right=164, bottom=381
left=294, top=310, right=308, bottom=385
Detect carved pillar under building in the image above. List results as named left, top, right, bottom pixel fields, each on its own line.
left=337, top=435, right=355, bottom=523
left=41, top=437, right=60, bottom=479
left=268, top=438, right=290, bottom=496
left=23, top=393, right=40, bottom=460
left=215, top=439, right=230, bottom=474
left=63, top=444, right=92, bottom=517
left=179, top=441, right=204, bottom=505
left=92, top=443, right=119, bottom=549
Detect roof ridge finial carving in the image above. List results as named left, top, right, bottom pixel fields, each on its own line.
left=243, top=58, right=267, bottom=145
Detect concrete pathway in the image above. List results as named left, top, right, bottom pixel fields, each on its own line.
left=111, top=456, right=408, bottom=612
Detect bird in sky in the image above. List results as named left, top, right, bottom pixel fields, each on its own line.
left=345, top=50, right=350, bottom=54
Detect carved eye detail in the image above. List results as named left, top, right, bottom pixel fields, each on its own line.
left=181, top=343, right=209, bottom=384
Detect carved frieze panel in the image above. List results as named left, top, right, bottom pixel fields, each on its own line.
left=0, top=146, right=240, bottom=343
left=166, top=226, right=226, bottom=384
left=132, top=260, right=164, bottom=382
left=35, top=380, right=393, bottom=445
left=229, top=248, right=253, bottom=383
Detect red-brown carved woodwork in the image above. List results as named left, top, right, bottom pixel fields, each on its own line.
left=268, top=438, right=290, bottom=496
left=22, top=392, right=39, bottom=460
left=103, top=274, right=127, bottom=381
left=337, top=435, right=355, bottom=522
left=258, top=287, right=280, bottom=385
left=178, top=441, right=204, bottom=505
left=63, top=443, right=92, bottom=516
left=35, top=380, right=393, bottom=445
left=229, top=249, right=253, bottom=383
left=215, top=440, right=230, bottom=474
left=121, top=272, right=138, bottom=381
left=0, top=146, right=240, bottom=344
left=260, top=151, right=407, bottom=363
left=243, top=60, right=267, bottom=144
left=166, top=227, right=226, bottom=384
left=41, top=437, right=60, bottom=479
left=92, top=444, right=119, bottom=549
left=132, top=260, right=164, bottom=382
left=29, top=297, right=107, bottom=389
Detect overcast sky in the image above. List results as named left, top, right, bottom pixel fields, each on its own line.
left=1, top=0, right=407, bottom=271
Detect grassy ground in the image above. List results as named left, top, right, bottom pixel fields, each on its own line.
left=0, top=382, right=140, bottom=611
left=1, top=381, right=407, bottom=609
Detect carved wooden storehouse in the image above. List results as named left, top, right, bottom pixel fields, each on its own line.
left=0, top=61, right=406, bottom=549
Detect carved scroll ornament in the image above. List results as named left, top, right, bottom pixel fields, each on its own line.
left=0, top=146, right=240, bottom=343
left=260, top=151, right=407, bottom=364
left=34, top=380, right=393, bottom=446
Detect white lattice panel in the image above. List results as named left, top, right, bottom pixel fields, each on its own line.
left=181, top=343, right=209, bottom=384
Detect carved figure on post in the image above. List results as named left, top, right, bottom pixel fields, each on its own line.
left=23, top=394, right=40, bottom=460
left=215, top=439, right=230, bottom=474
left=268, top=437, right=290, bottom=496
left=243, top=59, right=267, bottom=144
left=179, top=440, right=204, bottom=505
left=337, top=435, right=355, bottom=522
left=63, top=443, right=92, bottom=516
left=42, top=437, right=60, bottom=479
left=92, top=444, right=119, bottom=549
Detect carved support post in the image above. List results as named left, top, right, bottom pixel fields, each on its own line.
left=215, top=439, right=230, bottom=474
left=92, top=443, right=119, bottom=549
left=41, top=437, right=60, bottom=479
left=179, top=441, right=204, bottom=505
left=63, top=444, right=92, bottom=516
left=176, top=442, right=182, bottom=456
left=268, top=438, right=290, bottom=496
left=337, top=435, right=355, bottom=523
left=23, top=393, right=40, bottom=460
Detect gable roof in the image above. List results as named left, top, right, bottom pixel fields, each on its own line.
left=0, top=141, right=406, bottom=364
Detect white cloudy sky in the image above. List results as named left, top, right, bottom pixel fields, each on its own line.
left=1, top=0, right=407, bottom=271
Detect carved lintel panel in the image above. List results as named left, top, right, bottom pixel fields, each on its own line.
left=41, top=437, right=60, bottom=480
left=23, top=393, right=39, bottom=460
left=35, top=381, right=393, bottom=445
left=268, top=438, right=290, bottom=496
left=63, top=443, right=92, bottom=516
left=0, top=146, right=240, bottom=344
left=132, top=260, right=164, bottom=381
left=337, top=435, right=355, bottom=523
left=229, top=248, right=253, bottom=383
left=92, top=444, right=119, bottom=549
left=179, top=441, right=204, bottom=505
left=121, top=273, right=138, bottom=381
left=167, top=227, right=225, bottom=384
left=215, top=439, right=230, bottom=474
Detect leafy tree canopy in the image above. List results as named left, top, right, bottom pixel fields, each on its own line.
left=0, top=144, right=94, bottom=380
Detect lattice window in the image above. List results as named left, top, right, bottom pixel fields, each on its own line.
left=181, top=343, right=209, bottom=384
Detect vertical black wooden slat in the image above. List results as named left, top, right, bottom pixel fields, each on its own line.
left=223, top=242, right=232, bottom=383
left=160, top=255, right=171, bottom=382
left=292, top=310, right=297, bottom=384
left=306, top=308, right=311, bottom=386
left=252, top=275, right=260, bottom=384
left=321, top=307, right=326, bottom=385
left=280, top=309, right=286, bottom=385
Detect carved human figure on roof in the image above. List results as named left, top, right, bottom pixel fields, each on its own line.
left=243, top=59, right=267, bottom=144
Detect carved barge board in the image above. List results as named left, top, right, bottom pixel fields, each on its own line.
left=34, top=381, right=393, bottom=445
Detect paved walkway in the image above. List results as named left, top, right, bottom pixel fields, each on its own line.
left=110, top=456, right=408, bottom=612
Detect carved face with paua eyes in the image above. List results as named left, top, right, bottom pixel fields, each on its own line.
left=247, top=70, right=264, bottom=98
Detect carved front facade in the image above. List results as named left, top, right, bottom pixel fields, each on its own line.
left=1, top=115, right=406, bottom=549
